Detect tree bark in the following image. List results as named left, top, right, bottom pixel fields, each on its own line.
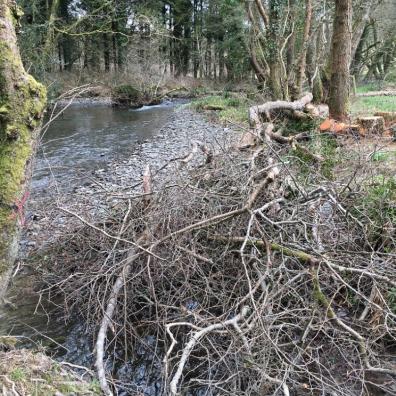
left=295, top=0, right=312, bottom=96
left=43, top=0, right=60, bottom=63
left=0, top=0, right=46, bottom=297
left=246, top=1, right=267, bottom=84
left=268, top=0, right=284, bottom=99
left=328, top=0, right=352, bottom=121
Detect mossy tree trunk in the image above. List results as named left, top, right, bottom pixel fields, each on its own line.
left=0, top=0, right=46, bottom=297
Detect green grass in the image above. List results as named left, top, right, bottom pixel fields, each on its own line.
left=10, top=368, right=26, bottom=382
left=0, top=350, right=102, bottom=395
left=358, top=175, right=396, bottom=234
left=191, top=95, right=250, bottom=125
left=371, top=151, right=396, bottom=162
left=351, top=96, right=396, bottom=115
left=388, top=288, right=396, bottom=314
left=355, top=83, right=383, bottom=94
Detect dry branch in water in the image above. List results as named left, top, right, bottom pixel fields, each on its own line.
left=41, top=95, right=396, bottom=395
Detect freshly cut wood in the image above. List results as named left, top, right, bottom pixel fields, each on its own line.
left=356, top=90, right=396, bottom=97
left=357, top=116, right=385, bottom=135
left=319, top=119, right=360, bottom=135
left=374, top=112, right=396, bottom=123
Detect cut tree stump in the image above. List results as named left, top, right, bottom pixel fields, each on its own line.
left=374, top=112, right=396, bottom=124
left=357, top=116, right=385, bottom=135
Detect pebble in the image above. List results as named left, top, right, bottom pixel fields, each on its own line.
left=20, top=108, right=239, bottom=257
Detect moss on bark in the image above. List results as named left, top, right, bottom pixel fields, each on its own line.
left=0, top=1, right=46, bottom=295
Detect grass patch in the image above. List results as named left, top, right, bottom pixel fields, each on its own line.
left=371, top=151, right=396, bottom=162
left=388, top=288, right=396, bottom=314
left=355, top=83, right=384, bottom=94
left=191, top=94, right=250, bottom=125
left=10, top=368, right=26, bottom=381
left=283, top=117, right=321, bottom=134
left=351, top=96, right=396, bottom=115
left=0, top=350, right=101, bottom=395
left=355, top=175, right=396, bottom=248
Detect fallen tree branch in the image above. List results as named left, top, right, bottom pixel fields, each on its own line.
left=311, top=267, right=396, bottom=377
left=168, top=306, right=250, bottom=395
left=249, top=93, right=313, bottom=132
left=95, top=248, right=143, bottom=396
left=214, top=235, right=396, bottom=287
left=212, top=235, right=318, bottom=264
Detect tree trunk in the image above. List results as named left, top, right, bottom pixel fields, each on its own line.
left=268, top=0, right=284, bottom=99
left=286, top=0, right=296, bottom=78
left=351, top=0, right=377, bottom=64
left=246, top=1, right=267, bottom=85
left=0, top=0, right=46, bottom=297
left=103, top=33, right=110, bottom=72
left=328, top=0, right=352, bottom=121
left=43, top=0, right=60, bottom=65
left=295, top=0, right=312, bottom=97
left=351, top=21, right=371, bottom=76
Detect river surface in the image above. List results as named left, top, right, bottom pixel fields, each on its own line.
left=33, top=101, right=177, bottom=194
left=0, top=101, right=177, bottom=349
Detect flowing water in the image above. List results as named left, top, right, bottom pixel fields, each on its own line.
left=33, top=101, right=177, bottom=194
left=0, top=101, right=177, bottom=353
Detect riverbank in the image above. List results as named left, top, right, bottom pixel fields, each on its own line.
left=0, top=103, right=240, bottom=350
left=22, top=106, right=238, bottom=255
left=0, top=348, right=100, bottom=395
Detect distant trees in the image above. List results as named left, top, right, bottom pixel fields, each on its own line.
left=15, top=0, right=396, bottom=101
left=18, top=0, right=251, bottom=81
left=246, top=0, right=314, bottom=99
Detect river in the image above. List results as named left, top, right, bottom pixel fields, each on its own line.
left=0, top=99, right=235, bottom=395
left=0, top=101, right=177, bottom=352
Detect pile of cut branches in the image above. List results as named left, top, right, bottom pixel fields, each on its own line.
left=41, top=94, right=396, bottom=395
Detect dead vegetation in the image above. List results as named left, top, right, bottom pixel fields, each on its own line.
left=37, top=94, right=396, bottom=395
left=0, top=349, right=100, bottom=395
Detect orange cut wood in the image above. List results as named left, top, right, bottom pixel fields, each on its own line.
left=333, top=122, right=347, bottom=133
left=319, top=118, right=333, bottom=131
